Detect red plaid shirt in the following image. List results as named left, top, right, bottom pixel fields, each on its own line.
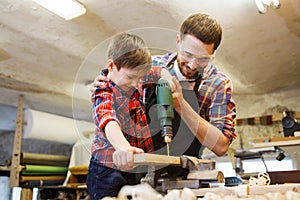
left=91, top=81, right=154, bottom=168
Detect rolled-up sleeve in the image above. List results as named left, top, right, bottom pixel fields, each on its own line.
left=92, top=84, right=119, bottom=131
left=209, top=77, right=236, bottom=143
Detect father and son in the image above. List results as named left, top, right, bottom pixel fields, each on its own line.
left=86, top=13, right=237, bottom=199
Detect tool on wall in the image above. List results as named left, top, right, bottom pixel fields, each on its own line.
left=282, top=111, right=300, bottom=137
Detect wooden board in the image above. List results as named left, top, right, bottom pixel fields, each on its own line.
left=253, top=136, right=300, bottom=143
left=20, top=175, right=66, bottom=182
left=190, top=185, right=248, bottom=197
left=133, top=153, right=214, bottom=166
left=249, top=184, right=300, bottom=195
left=187, top=170, right=224, bottom=182
left=236, top=111, right=300, bottom=126
left=133, top=154, right=180, bottom=166
left=69, top=165, right=88, bottom=175
left=190, top=183, right=300, bottom=197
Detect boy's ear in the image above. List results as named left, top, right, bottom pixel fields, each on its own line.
left=107, top=59, right=114, bottom=71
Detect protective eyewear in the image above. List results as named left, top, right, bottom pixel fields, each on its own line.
left=178, top=43, right=214, bottom=67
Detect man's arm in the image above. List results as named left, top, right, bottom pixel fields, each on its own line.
left=172, top=77, right=230, bottom=156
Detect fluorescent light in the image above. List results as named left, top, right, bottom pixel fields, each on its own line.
left=255, top=0, right=266, bottom=13
left=272, top=0, right=281, bottom=8
left=255, top=0, right=280, bottom=14
left=32, top=0, right=86, bottom=20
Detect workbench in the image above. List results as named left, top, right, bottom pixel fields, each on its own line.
left=251, top=136, right=300, bottom=169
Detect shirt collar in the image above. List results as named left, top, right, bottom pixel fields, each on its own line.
left=173, top=61, right=187, bottom=81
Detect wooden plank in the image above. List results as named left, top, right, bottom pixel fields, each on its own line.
left=133, top=153, right=214, bottom=166
left=235, top=112, right=300, bottom=126
left=133, top=153, right=180, bottom=166
left=187, top=170, right=224, bottom=182
left=190, top=184, right=300, bottom=197
left=21, top=152, right=69, bottom=162
left=253, top=117, right=260, bottom=125
left=268, top=170, right=300, bottom=184
left=252, top=139, right=300, bottom=148
left=252, top=136, right=300, bottom=144
left=272, top=113, right=283, bottom=122
left=249, top=183, right=300, bottom=195
left=21, top=188, right=33, bottom=200
left=10, top=95, right=24, bottom=187
left=20, top=175, right=66, bottom=182
left=190, top=185, right=249, bottom=197
left=294, top=111, right=300, bottom=119
left=69, top=165, right=88, bottom=175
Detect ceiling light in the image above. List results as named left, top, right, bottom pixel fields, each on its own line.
left=32, top=0, right=86, bottom=20
left=255, top=0, right=281, bottom=14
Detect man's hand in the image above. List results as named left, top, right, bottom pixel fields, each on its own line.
left=161, top=68, right=176, bottom=92
left=171, top=77, right=184, bottom=109
left=112, top=147, right=144, bottom=170
left=89, top=74, right=110, bottom=93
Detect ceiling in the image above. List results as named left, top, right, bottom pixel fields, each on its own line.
left=0, top=0, right=300, bottom=130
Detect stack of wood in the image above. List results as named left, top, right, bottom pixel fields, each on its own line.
left=19, top=152, right=69, bottom=187
left=66, top=165, right=88, bottom=188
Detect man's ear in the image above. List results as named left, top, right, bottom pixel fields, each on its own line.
left=176, top=34, right=180, bottom=46
left=107, top=59, right=114, bottom=71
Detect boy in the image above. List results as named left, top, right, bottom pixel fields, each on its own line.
left=86, top=32, right=154, bottom=200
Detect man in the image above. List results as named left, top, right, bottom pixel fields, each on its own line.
left=148, top=13, right=236, bottom=158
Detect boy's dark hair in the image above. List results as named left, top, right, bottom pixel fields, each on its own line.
left=107, top=32, right=152, bottom=70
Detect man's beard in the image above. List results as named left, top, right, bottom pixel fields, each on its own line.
left=177, top=59, right=202, bottom=80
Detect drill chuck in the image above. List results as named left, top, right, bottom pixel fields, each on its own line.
left=161, top=126, right=173, bottom=143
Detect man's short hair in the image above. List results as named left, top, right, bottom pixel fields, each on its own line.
left=180, top=13, right=222, bottom=52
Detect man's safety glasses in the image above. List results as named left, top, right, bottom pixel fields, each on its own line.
left=178, top=43, right=214, bottom=67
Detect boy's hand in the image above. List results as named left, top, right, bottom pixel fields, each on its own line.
left=112, top=147, right=144, bottom=170
left=89, top=74, right=110, bottom=93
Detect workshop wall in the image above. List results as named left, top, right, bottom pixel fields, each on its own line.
left=234, top=87, right=300, bottom=119
left=230, top=104, right=296, bottom=150
left=231, top=122, right=284, bottom=150
left=0, top=131, right=72, bottom=166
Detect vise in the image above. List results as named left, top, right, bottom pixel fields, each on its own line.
left=133, top=153, right=224, bottom=193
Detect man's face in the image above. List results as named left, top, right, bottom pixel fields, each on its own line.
left=177, top=34, right=215, bottom=79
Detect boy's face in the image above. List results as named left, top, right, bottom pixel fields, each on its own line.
left=110, top=65, right=148, bottom=91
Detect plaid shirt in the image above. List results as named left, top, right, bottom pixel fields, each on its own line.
left=151, top=53, right=237, bottom=143
left=91, top=80, right=154, bottom=168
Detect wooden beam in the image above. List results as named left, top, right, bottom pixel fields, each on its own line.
left=133, top=154, right=180, bottom=166
left=10, top=95, right=24, bottom=187
left=187, top=170, right=224, bottom=182
left=133, top=153, right=214, bottom=166
left=189, top=183, right=300, bottom=197
left=20, top=175, right=66, bottom=182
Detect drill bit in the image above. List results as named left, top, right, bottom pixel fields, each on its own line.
left=166, top=143, right=170, bottom=156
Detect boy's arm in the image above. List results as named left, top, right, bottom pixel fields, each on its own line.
left=105, top=121, right=144, bottom=169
